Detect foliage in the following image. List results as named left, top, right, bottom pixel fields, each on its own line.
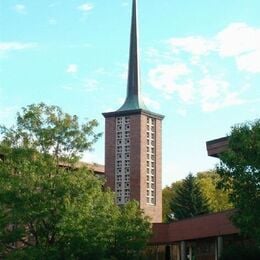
left=162, top=181, right=182, bottom=222
left=163, top=171, right=233, bottom=222
left=169, top=173, right=210, bottom=220
left=197, top=171, right=233, bottom=212
left=220, top=244, right=260, bottom=260
left=113, top=201, right=152, bottom=259
left=0, top=103, right=151, bottom=259
left=0, top=103, right=101, bottom=162
left=217, top=119, right=260, bottom=245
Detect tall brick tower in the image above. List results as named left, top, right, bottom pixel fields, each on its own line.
left=103, top=0, right=164, bottom=223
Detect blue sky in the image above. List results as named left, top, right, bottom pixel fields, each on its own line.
left=0, top=0, right=259, bottom=186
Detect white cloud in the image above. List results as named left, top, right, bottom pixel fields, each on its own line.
left=148, top=64, right=190, bottom=93
left=82, top=79, right=99, bottom=92
left=145, top=47, right=173, bottom=63
left=13, top=4, right=27, bottom=14
left=177, top=80, right=195, bottom=103
left=199, top=76, right=244, bottom=112
left=148, top=63, right=195, bottom=102
left=236, top=50, right=260, bottom=73
left=148, top=63, right=245, bottom=112
left=0, top=42, right=37, bottom=52
left=216, top=23, right=260, bottom=73
left=66, top=64, right=78, bottom=74
left=216, top=23, right=260, bottom=57
left=78, top=3, right=94, bottom=12
left=169, top=36, right=216, bottom=56
left=118, top=64, right=128, bottom=81
left=167, top=23, right=260, bottom=74
left=143, top=96, right=160, bottom=110
left=146, top=22, right=259, bottom=112
left=83, top=151, right=103, bottom=164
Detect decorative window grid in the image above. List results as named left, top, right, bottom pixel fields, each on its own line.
left=146, top=117, right=156, bottom=205
left=115, top=116, right=131, bottom=204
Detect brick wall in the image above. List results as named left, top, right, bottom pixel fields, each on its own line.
left=104, top=112, right=163, bottom=223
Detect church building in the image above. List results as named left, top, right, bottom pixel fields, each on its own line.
left=103, top=0, right=164, bottom=223
left=102, top=1, right=242, bottom=259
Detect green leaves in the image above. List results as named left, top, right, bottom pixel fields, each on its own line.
left=1, top=103, right=101, bottom=161
left=169, top=173, right=210, bottom=220
left=197, top=171, right=232, bottom=212
left=163, top=171, right=233, bottom=222
left=217, top=119, right=260, bottom=245
left=113, top=201, right=152, bottom=259
left=0, top=103, right=151, bottom=258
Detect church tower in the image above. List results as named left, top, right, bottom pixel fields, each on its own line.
left=103, top=0, right=164, bottom=223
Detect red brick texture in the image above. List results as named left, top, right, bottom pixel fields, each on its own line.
left=104, top=112, right=163, bottom=223
left=139, top=115, right=162, bottom=223
left=104, top=117, right=116, bottom=191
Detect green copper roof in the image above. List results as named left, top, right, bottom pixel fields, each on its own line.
left=117, top=0, right=147, bottom=112
left=103, top=0, right=164, bottom=120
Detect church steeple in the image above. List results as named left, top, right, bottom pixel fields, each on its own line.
left=118, top=0, right=146, bottom=111
left=103, top=0, right=164, bottom=222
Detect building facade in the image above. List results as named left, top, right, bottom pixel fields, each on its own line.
left=103, top=0, right=164, bottom=223
left=103, top=2, right=242, bottom=259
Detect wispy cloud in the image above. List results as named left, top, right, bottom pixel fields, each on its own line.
left=83, top=151, right=103, bottom=164
left=143, top=96, right=161, bottom=110
left=216, top=23, right=260, bottom=57
left=148, top=65, right=245, bottom=112
left=168, top=23, right=260, bottom=73
left=148, top=63, right=194, bottom=101
left=199, top=76, right=244, bottom=112
left=117, top=63, right=128, bottom=81
left=169, top=36, right=215, bottom=56
left=147, top=23, right=260, bottom=112
left=66, top=64, right=78, bottom=74
left=13, top=4, right=27, bottom=14
left=0, top=42, right=37, bottom=52
left=82, top=79, right=99, bottom=92
left=78, top=3, right=94, bottom=12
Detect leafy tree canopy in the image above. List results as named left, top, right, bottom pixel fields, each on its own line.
left=0, top=103, right=151, bottom=259
left=169, top=173, right=210, bottom=220
left=163, top=171, right=232, bottom=222
left=217, top=119, right=260, bottom=245
left=162, top=181, right=182, bottom=222
left=196, top=171, right=232, bottom=212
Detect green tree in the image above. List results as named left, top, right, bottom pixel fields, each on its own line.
left=169, top=173, right=210, bottom=220
left=0, top=103, right=151, bottom=259
left=163, top=172, right=232, bottom=222
left=197, top=171, right=233, bottom=212
left=217, top=119, right=260, bottom=245
left=113, top=201, right=152, bottom=259
left=162, top=181, right=183, bottom=222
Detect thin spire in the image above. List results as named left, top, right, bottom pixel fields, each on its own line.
left=118, top=0, right=146, bottom=111
left=128, top=0, right=140, bottom=98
